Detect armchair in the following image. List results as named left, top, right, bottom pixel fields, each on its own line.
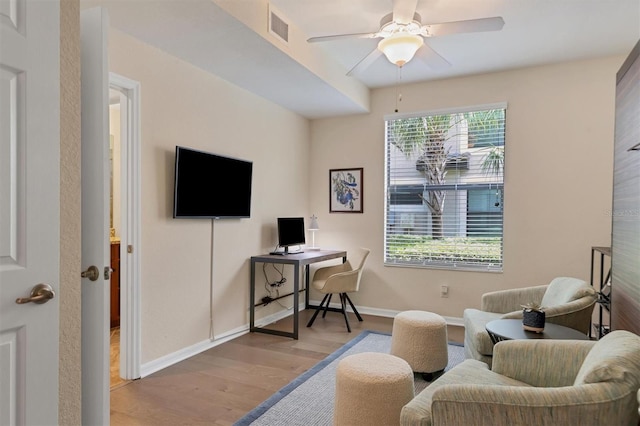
left=401, top=330, right=640, bottom=426
left=463, top=277, right=597, bottom=366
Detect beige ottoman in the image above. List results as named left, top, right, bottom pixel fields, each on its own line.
left=334, top=352, right=414, bottom=426
left=390, top=310, right=448, bottom=381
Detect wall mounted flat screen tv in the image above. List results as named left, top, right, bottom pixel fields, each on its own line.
left=173, top=146, right=253, bottom=219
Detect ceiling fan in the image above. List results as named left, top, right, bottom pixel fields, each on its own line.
left=307, top=0, right=505, bottom=75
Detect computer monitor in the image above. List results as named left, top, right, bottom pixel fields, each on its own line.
left=277, top=217, right=305, bottom=254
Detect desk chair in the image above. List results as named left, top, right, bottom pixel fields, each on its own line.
left=306, top=247, right=370, bottom=332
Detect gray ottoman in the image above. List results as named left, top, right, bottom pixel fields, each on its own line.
left=334, top=352, right=414, bottom=426
left=390, top=310, right=448, bottom=381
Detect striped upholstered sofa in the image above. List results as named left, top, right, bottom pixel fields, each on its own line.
left=400, top=330, right=640, bottom=426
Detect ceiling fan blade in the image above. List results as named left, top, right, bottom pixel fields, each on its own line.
left=392, top=0, right=419, bottom=24
left=307, top=32, right=378, bottom=43
left=424, top=16, right=505, bottom=37
left=415, top=43, right=451, bottom=70
left=347, top=48, right=383, bottom=76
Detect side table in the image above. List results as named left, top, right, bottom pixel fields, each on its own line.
left=486, top=319, right=590, bottom=344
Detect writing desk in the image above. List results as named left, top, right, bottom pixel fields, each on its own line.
left=250, top=249, right=347, bottom=339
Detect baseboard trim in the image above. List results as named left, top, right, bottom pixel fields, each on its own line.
left=140, top=303, right=463, bottom=377
left=140, top=326, right=244, bottom=378
left=307, top=299, right=464, bottom=327
left=139, top=307, right=302, bottom=378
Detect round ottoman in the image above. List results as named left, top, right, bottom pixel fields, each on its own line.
left=390, top=310, right=448, bottom=380
left=334, top=352, right=414, bottom=426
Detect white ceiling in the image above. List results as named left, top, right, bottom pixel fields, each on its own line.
left=82, top=0, right=639, bottom=119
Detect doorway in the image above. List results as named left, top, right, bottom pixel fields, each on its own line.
left=108, top=74, right=142, bottom=388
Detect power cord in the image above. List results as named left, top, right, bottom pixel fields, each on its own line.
left=263, top=263, right=286, bottom=288
left=261, top=263, right=288, bottom=306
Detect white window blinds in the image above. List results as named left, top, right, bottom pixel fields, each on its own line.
left=384, top=105, right=506, bottom=271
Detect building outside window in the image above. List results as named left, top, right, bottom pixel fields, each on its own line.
left=384, top=104, right=506, bottom=271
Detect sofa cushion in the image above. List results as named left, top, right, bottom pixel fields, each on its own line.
left=574, top=330, right=640, bottom=387
left=463, top=309, right=501, bottom=356
left=540, top=277, right=591, bottom=308
left=400, top=359, right=531, bottom=426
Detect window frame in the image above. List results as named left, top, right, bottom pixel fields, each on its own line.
left=383, top=102, right=507, bottom=272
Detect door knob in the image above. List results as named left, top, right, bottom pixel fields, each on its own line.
left=16, top=283, right=55, bottom=304
left=81, top=265, right=100, bottom=281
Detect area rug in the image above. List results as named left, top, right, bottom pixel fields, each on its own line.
left=234, top=330, right=465, bottom=426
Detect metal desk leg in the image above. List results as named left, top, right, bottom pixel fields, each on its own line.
left=293, top=263, right=299, bottom=339
left=250, top=259, right=256, bottom=332
left=304, top=265, right=310, bottom=309
left=598, top=251, right=605, bottom=339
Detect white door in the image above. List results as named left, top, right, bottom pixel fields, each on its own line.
left=80, top=7, right=110, bottom=425
left=109, top=75, right=142, bottom=381
left=0, top=0, right=60, bottom=424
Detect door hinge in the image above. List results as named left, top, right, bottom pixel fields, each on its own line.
left=127, top=245, right=133, bottom=253
left=104, top=267, right=114, bottom=280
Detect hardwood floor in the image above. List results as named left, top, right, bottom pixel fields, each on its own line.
left=110, top=310, right=464, bottom=426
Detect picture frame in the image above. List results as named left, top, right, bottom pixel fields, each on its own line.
left=330, top=168, right=363, bottom=213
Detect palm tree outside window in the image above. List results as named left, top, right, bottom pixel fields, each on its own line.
left=384, top=104, right=506, bottom=271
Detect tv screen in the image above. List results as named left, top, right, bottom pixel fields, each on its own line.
left=173, top=146, right=253, bottom=219
left=277, top=217, right=305, bottom=253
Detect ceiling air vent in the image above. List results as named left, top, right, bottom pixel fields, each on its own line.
left=269, top=7, right=289, bottom=43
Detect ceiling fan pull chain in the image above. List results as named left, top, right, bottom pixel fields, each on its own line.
left=395, top=66, right=403, bottom=113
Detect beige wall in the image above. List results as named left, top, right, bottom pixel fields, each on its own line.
left=309, top=56, right=622, bottom=319
left=59, top=0, right=82, bottom=424
left=108, top=30, right=311, bottom=363
left=55, top=3, right=624, bottom=420
left=108, top=33, right=622, bottom=365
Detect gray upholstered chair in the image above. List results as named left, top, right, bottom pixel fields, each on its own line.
left=401, top=330, right=640, bottom=426
left=463, top=277, right=597, bottom=366
left=306, top=247, right=370, bottom=332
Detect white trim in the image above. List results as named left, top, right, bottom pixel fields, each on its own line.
left=308, top=299, right=465, bottom=327
left=384, top=101, right=508, bottom=121
left=140, top=306, right=300, bottom=377
left=140, top=326, right=249, bottom=378
left=140, top=304, right=463, bottom=377
left=109, top=73, right=142, bottom=380
left=252, top=303, right=305, bottom=328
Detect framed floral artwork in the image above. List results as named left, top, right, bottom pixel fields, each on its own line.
left=330, top=168, right=363, bottom=213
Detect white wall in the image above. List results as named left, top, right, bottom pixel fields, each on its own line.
left=109, top=30, right=311, bottom=363
left=309, top=56, right=622, bottom=319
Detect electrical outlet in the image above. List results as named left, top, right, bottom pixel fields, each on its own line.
left=440, top=285, right=449, bottom=298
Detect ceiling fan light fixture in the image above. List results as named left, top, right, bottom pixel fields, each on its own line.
left=378, top=33, right=424, bottom=67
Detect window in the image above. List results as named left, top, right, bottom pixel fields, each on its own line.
left=384, top=104, right=506, bottom=271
